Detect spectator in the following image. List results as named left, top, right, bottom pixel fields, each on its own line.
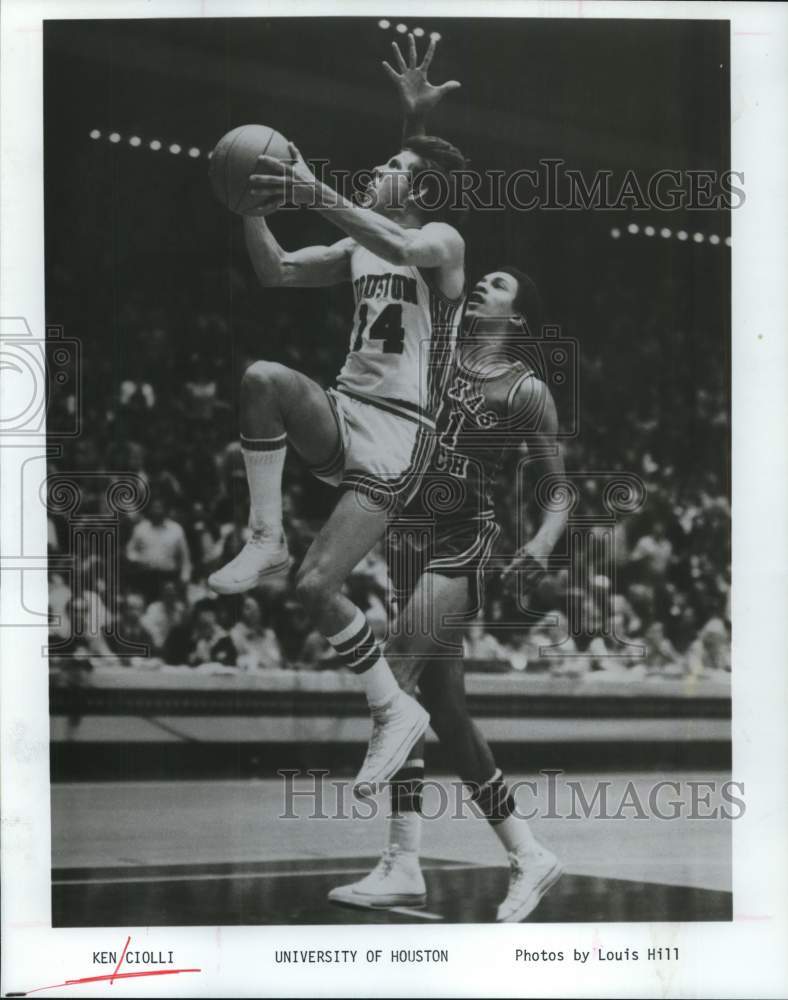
left=164, top=599, right=236, bottom=668
left=686, top=617, right=731, bottom=677
left=126, top=497, right=192, bottom=601
left=230, top=595, right=284, bottom=671
left=629, top=519, right=673, bottom=583
left=141, top=579, right=187, bottom=652
left=642, top=622, right=683, bottom=678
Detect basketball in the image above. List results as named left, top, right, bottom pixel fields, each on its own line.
left=208, top=123, right=291, bottom=215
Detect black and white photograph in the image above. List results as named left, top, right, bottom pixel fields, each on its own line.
left=1, top=2, right=787, bottom=997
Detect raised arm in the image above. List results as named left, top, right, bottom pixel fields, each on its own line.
left=382, top=33, right=461, bottom=143
left=247, top=147, right=464, bottom=272
left=243, top=215, right=354, bottom=288
left=501, top=378, right=568, bottom=586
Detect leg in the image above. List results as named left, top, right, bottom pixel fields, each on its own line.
left=209, top=362, right=342, bottom=594
left=295, top=489, right=430, bottom=784
left=241, top=360, right=342, bottom=469
left=418, top=660, right=496, bottom=785
left=386, top=570, right=470, bottom=694
left=419, top=658, right=563, bottom=922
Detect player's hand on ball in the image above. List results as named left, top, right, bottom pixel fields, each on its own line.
left=247, top=143, right=318, bottom=211
left=500, top=542, right=550, bottom=594
left=382, top=32, right=461, bottom=115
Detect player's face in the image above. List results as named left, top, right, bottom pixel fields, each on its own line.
left=363, top=150, right=422, bottom=214
left=465, top=271, right=520, bottom=318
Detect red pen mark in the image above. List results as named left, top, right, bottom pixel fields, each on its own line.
left=22, top=969, right=202, bottom=994
left=110, top=935, right=131, bottom=985
left=13, top=936, right=201, bottom=996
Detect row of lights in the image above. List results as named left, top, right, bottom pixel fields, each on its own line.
left=378, top=19, right=441, bottom=41
left=89, top=129, right=204, bottom=158
left=611, top=223, right=731, bottom=247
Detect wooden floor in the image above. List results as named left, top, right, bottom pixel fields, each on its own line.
left=51, top=771, right=732, bottom=926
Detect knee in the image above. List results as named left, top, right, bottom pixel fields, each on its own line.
left=241, top=360, right=290, bottom=398
left=294, top=564, right=335, bottom=617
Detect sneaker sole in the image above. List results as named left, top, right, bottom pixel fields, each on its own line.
left=352, top=707, right=431, bottom=797
left=207, top=555, right=292, bottom=595
left=497, top=861, right=564, bottom=923
left=328, top=889, right=426, bottom=910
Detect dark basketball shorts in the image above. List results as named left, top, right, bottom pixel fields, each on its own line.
left=387, top=510, right=501, bottom=613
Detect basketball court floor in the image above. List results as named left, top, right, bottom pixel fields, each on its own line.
left=51, top=770, right=732, bottom=926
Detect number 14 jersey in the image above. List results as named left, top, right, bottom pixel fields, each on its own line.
left=336, top=244, right=464, bottom=428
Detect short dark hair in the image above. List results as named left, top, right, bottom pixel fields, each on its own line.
left=403, top=134, right=469, bottom=227
left=497, top=266, right=543, bottom=335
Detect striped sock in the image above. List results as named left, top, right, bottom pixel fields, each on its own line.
left=241, top=433, right=286, bottom=534
left=471, top=768, right=538, bottom=854
left=388, top=757, right=424, bottom=854
left=326, top=608, right=399, bottom=707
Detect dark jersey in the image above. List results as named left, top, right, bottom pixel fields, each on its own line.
left=409, top=357, right=539, bottom=523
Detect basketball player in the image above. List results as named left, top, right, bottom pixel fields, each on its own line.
left=207, top=99, right=468, bottom=789
left=327, top=36, right=567, bottom=923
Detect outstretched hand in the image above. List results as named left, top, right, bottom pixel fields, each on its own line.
left=245, top=141, right=321, bottom=214
left=382, top=32, right=461, bottom=116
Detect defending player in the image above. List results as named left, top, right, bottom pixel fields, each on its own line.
left=207, top=88, right=468, bottom=789
left=327, top=36, right=567, bottom=923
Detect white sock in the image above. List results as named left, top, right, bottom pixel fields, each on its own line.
left=241, top=435, right=286, bottom=534
left=388, top=813, right=422, bottom=855
left=494, top=814, right=540, bottom=855
left=362, top=658, right=400, bottom=707
left=325, top=608, right=400, bottom=707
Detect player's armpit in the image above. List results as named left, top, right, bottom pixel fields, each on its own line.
left=279, top=237, right=355, bottom=287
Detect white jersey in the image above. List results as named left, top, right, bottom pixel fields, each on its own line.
left=336, top=244, right=463, bottom=428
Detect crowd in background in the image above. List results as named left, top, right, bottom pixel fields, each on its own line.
left=46, top=257, right=731, bottom=684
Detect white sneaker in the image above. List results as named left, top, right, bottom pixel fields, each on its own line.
left=496, top=845, right=563, bottom=922
left=207, top=531, right=291, bottom=595
left=353, top=691, right=430, bottom=796
left=328, top=845, right=426, bottom=909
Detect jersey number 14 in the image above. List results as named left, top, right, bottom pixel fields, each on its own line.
left=352, top=303, right=405, bottom=354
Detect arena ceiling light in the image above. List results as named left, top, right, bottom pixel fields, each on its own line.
left=89, top=130, right=209, bottom=159
left=615, top=223, right=728, bottom=247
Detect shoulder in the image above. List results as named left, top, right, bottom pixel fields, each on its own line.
left=421, top=221, right=465, bottom=257
left=508, top=374, right=556, bottom=431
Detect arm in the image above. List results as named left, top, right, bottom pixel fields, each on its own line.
left=248, top=150, right=464, bottom=270
left=175, top=526, right=192, bottom=585
left=501, top=379, right=568, bottom=582
left=382, top=33, right=461, bottom=143
left=243, top=215, right=354, bottom=288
